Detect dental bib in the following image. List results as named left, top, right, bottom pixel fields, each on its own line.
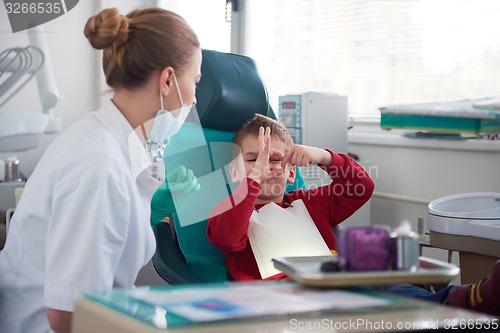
left=248, top=199, right=332, bottom=279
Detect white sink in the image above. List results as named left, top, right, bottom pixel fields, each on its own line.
left=427, top=192, right=500, bottom=241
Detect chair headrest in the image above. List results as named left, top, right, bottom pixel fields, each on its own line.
left=195, top=49, right=276, bottom=132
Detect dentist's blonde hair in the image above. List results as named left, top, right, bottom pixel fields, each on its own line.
left=84, top=7, right=200, bottom=89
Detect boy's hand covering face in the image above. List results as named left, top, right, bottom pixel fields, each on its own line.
left=248, top=127, right=284, bottom=184
left=281, top=144, right=332, bottom=168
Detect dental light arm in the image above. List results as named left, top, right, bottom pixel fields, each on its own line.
left=0, top=26, right=61, bottom=152
left=27, top=26, right=61, bottom=133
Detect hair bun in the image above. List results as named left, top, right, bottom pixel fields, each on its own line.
left=84, top=7, right=129, bottom=50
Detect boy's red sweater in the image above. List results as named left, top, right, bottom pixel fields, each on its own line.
left=207, top=150, right=374, bottom=281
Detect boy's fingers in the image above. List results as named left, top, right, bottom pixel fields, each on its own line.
left=263, top=135, right=270, bottom=150
left=264, top=127, right=271, bottom=149
left=282, top=149, right=294, bottom=168
left=281, top=148, right=289, bottom=162
left=270, top=168, right=285, bottom=178
left=258, top=126, right=265, bottom=151
left=291, top=153, right=303, bottom=166
left=261, top=143, right=271, bottom=162
left=271, top=149, right=284, bottom=159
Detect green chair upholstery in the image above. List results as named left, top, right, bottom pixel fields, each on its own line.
left=194, top=50, right=275, bottom=132
left=150, top=50, right=307, bottom=284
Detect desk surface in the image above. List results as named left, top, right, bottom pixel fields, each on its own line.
left=73, top=291, right=498, bottom=333
left=429, top=231, right=500, bottom=284
left=430, top=231, right=500, bottom=259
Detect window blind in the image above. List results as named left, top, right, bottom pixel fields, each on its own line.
left=158, top=0, right=231, bottom=52
left=243, top=0, right=500, bottom=118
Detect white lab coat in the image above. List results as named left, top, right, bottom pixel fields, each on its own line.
left=0, top=99, right=156, bottom=333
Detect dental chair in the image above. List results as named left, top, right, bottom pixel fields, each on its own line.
left=150, top=49, right=307, bottom=284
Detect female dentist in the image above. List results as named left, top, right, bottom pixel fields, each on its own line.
left=0, top=7, right=201, bottom=333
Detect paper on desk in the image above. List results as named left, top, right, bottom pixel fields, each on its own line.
left=248, top=199, right=332, bottom=279
left=130, top=283, right=389, bottom=322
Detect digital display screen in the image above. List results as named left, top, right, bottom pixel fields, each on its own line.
left=282, top=101, right=296, bottom=109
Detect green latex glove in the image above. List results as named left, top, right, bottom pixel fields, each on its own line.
left=167, top=165, right=201, bottom=194
left=150, top=165, right=201, bottom=227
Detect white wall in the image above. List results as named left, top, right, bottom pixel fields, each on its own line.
left=0, top=1, right=158, bottom=177
left=0, top=1, right=100, bottom=176
left=348, top=127, right=500, bottom=269
left=349, top=127, right=500, bottom=225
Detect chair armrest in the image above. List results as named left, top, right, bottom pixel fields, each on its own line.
left=152, top=219, right=207, bottom=284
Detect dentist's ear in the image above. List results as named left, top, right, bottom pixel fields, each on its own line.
left=159, top=66, right=175, bottom=96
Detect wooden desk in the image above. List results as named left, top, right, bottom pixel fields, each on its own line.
left=73, top=295, right=497, bottom=333
left=429, top=231, right=500, bottom=284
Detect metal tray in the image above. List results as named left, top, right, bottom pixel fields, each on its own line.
left=272, top=255, right=460, bottom=288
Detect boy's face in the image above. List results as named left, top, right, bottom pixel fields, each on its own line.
left=231, top=134, right=296, bottom=203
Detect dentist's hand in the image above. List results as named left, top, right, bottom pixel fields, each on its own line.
left=167, top=165, right=201, bottom=192
left=166, top=165, right=201, bottom=209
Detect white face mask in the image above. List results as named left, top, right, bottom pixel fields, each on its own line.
left=148, top=73, right=191, bottom=146
left=144, top=73, right=191, bottom=181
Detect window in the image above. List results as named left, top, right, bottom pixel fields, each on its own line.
left=239, top=0, right=500, bottom=119
left=158, top=0, right=231, bottom=52
left=96, top=1, right=231, bottom=95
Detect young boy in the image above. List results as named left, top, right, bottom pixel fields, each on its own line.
left=207, top=114, right=374, bottom=281
left=206, top=114, right=500, bottom=317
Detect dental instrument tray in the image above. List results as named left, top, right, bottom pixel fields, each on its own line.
left=272, top=255, right=459, bottom=288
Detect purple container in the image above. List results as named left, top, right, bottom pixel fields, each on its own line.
left=339, top=225, right=391, bottom=271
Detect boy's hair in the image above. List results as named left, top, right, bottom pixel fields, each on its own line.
left=233, top=114, right=294, bottom=154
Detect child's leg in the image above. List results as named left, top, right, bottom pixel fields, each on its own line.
left=385, top=260, right=500, bottom=316
left=448, top=259, right=500, bottom=317
left=385, top=284, right=453, bottom=304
